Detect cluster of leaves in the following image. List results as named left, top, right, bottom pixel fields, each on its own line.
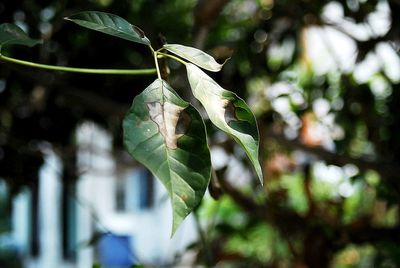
left=0, top=11, right=262, bottom=235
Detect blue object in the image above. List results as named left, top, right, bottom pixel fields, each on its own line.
left=98, top=233, right=136, bottom=268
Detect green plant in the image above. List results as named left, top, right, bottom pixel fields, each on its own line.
left=0, top=11, right=262, bottom=235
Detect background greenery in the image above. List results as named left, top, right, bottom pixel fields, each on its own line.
left=1, top=0, right=400, bottom=267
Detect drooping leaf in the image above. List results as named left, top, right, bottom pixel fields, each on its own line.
left=0, top=23, right=42, bottom=50
left=66, top=11, right=150, bottom=45
left=123, top=79, right=211, bottom=235
left=186, top=63, right=263, bottom=183
left=164, top=44, right=226, bottom=72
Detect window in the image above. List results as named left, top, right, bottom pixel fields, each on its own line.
left=116, top=168, right=154, bottom=212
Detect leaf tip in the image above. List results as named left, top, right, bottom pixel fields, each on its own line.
left=256, top=166, right=264, bottom=186
left=170, top=217, right=181, bottom=238
left=222, top=57, right=231, bottom=66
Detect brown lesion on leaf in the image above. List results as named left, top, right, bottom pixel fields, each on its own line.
left=223, top=99, right=258, bottom=140
left=176, top=109, right=192, bottom=135
left=132, top=25, right=145, bottom=38
left=224, top=100, right=238, bottom=124
left=180, top=193, right=188, bottom=202
left=146, top=101, right=191, bottom=150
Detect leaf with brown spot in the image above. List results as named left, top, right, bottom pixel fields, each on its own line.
left=146, top=101, right=185, bottom=149
left=132, top=25, right=145, bottom=38
left=186, top=63, right=263, bottom=184
left=123, top=79, right=211, bottom=235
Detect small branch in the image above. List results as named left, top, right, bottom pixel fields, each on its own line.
left=216, top=174, right=260, bottom=214
left=150, top=46, right=162, bottom=79
left=216, top=172, right=306, bottom=234
left=265, top=127, right=400, bottom=177
left=157, top=52, right=187, bottom=66
left=0, top=54, right=157, bottom=75
left=193, top=208, right=213, bottom=267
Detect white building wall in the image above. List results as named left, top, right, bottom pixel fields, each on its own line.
left=76, top=122, right=116, bottom=267
left=76, top=121, right=198, bottom=265
left=12, top=189, right=31, bottom=255
left=38, top=146, right=62, bottom=268
left=11, top=121, right=199, bottom=267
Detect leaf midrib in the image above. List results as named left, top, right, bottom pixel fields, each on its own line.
left=159, top=80, right=189, bottom=217
left=74, top=19, right=132, bottom=36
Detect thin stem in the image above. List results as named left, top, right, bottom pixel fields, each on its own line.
left=157, top=52, right=187, bottom=66
left=193, top=208, right=213, bottom=267
left=0, top=53, right=157, bottom=75
left=150, top=46, right=162, bottom=80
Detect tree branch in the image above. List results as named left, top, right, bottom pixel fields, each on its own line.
left=265, top=127, right=400, bottom=178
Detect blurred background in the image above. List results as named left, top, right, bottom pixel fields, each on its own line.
left=1, top=0, right=400, bottom=267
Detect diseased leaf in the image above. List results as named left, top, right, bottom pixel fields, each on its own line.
left=66, top=11, right=150, bottom=45
left=164, top=44, right=226, bottom=72
left=123, top=79, right=211, bottom=235
left=0, top=23, right=42, bottom=50
left=186, top=63, right=263, bottom=183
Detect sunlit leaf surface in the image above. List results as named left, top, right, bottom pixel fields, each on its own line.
left=66, top=11, right=150, bottom=45
left=186, top=63, right=262, bottom=183
left=164, top=44, right=225, bottom=72
left=123, top=79, right=211, bottom=235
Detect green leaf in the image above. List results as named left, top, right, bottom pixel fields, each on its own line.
left=0, top=23, right=42, bottom=50
left=123, top=79, right=211, bottom=235
left=163, top=44, right=225, bottom=72
left=66, top=11, right=150, bottom=45
left=186, top=63, right=263, bottom=183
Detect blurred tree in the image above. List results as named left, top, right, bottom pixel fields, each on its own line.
left=1, top=0, right=400, bottom=267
